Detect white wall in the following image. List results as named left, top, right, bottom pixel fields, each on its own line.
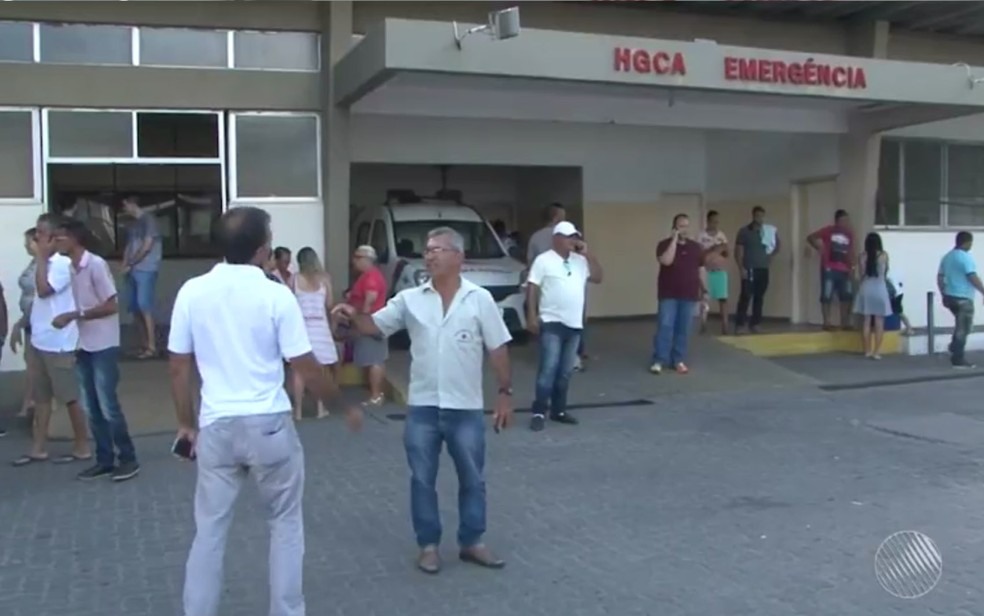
left=884, top=113, right=984, bottom=142
left=705, top=131, right=840, bottom=201
left=880, top=230, right=979, bottom=330
left=350, top=115, right=704, bottom=203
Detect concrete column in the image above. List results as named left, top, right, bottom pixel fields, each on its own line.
left=320, top=1, right=353, bottom=291
left=836, top=131, right=881, bottom=233
left=845, top=19, right=890, bottom=59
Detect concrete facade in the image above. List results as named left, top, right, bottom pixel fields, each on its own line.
left=4, top=1, right=984, bottom=371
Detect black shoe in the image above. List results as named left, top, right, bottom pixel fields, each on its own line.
left=530, top=415, right=545, bottom=432
left=77, top=464, right=114, bottom=481
left=550, top=413, right=579, bottom=425
left=112, top=461, right=140, bottom=482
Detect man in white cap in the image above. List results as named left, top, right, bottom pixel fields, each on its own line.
left=525, top=221, right=603, bottom=432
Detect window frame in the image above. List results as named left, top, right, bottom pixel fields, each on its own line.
left=38, top=22, right=135, bottom=67
left=874, top=137, right=984, bottom=231
left=0, top=107, right=42, bottom=203
left=136, top=25, right=231, bottom=70
left=230, top=29, right=321, bottom=73
left=227, top=111, right=322, bottom=203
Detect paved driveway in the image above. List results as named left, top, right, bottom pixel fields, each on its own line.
left=2, top=376, right=983, bottom=616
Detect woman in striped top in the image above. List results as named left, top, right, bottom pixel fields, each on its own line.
left=290, top=247, right=339, bottom=420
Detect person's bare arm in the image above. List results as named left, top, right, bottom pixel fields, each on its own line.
left=488, top=345, right=511, bottom=392
left=585, top=251, right=603, bottom=284
left=526, top=283, right=540, bottom=329
left=0, top=283, right=8, bottom=341
left=806, top=230, right=823, bottom=252
left=772, top=233, right=781, bottom=258
left=937, top=272, right=946, bottom=298
left=969, top=273, right=984, bottom=296
left=35, top=254, right=55, bottom=298
left=289, top=352, right=346, bottom=408
left=169, top=353, right=196, bottom=430
left=658, top=237, right=678, bottom=266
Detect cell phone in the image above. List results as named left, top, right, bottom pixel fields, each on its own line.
left=171, top=436, right=196, bottom=460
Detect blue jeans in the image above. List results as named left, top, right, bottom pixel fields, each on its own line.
left=404, top=407, right=486, bottom=548
left=532, top=322, right=582, bottom=417
left=76, top=347, right=137, bottom=469
left=651, top=298, right=696, bottom=366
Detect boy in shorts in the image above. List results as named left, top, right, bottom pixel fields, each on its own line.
left=697, top=210, right=731, bottom=335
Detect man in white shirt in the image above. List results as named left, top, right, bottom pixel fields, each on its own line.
left=12, top=214, right=91, bottom=468
left=525, top=221, right=604, bottom=432
left=334, top=226, right=514, bottom=576
left=168, top=206, right=361, bottom=616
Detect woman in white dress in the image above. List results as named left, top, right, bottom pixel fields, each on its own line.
left=290, top=247, right=339, bottom=420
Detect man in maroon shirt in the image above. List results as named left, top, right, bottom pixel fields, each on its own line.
left=807, top=209, right=855, bottom=331
left=650, top=214, right=706, bottom=375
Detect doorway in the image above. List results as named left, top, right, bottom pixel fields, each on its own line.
left=794, top=179, right=837, bottom=325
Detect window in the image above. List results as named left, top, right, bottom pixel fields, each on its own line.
left=0, top=110, right=36, bottom=199
left=49, top=163, right=222, bottom=259
left=0, top=22, right=34, bottom=62
left=139, top=27, right=228, bottom=68
left=40, top=23, right=132, bottom=65
left=137, top=113, right=220, bottom=159
left=232, top=113, right=319, bottom=199
left=946, top=144, right=984, bottom=227
left=370, top=220, right=389, bottom=263
left=875, top=140, right=900, bottom=226
left=233, top=31, right=319, bottom=71
left=47, top=110, right=133, bottom=158
left=902, top=141, right=942, bottom=227
left=392, top=220, right=504, bottom=260
left=355, top=221, right=371, bottom=247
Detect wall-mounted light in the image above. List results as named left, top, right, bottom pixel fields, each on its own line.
left=453, top=7, right=521, bottom=50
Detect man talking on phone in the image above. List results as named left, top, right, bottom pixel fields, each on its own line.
left=168, top=206, right=361, bottom=616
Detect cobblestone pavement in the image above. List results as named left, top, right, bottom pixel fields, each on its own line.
left=2, top=378, right=984, bottom=616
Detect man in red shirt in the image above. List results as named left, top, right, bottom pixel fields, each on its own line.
left=807, top=209, right=855, bottom=331
left=349, top=245, right=389, bottom=405
left=650, top=214, right=706, bottom=375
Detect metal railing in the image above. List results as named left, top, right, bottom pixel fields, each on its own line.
left=926, top=291, right=935, bottom=354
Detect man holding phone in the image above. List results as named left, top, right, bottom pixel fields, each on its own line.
left=168, top=206, right=361, bottom=616
left=651, top=213, right=706, bottom=375
left=526, top=221, right=603, bottom=432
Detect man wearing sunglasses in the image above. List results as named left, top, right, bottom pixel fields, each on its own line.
left=526, top=221, right=603, bottom=432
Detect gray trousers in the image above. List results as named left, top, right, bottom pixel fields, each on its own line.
left=184, top=412, right=305, bottom=616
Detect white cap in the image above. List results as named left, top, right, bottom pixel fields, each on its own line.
left=552, top=221, right=580, bottom=237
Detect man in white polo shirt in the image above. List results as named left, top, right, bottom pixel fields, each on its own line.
left=168, top=206, right=361, bottom=616
left=12, top=214, right=91, bottom=468
left=334, top=226, right=514, bottom=576
left=525, top=221, right=603, bottom=432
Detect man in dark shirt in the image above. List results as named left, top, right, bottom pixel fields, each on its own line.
left=650, top=214, right=706, bottom=375
left=734, top=206, right=780, bottom=333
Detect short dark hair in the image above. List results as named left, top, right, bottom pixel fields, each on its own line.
left=55, top=217, right=88, bottom=245
left=752, top=206, right=765, bottom=215
left=706, top=210, right=719, bottom=221
left=543, top=202, right=565, bottom=222
left=672, top=213, right=689, bottom=228
left=273, top=246, right=291, bottom=260
left=36, top=213, right=63, bottom=231
left=956, top=231, right=974, bottom=247
left=24, top=227, right=36, bottom=237
left=834, top=209, right=848, bottom=221
left=216, top=206, right=271, bottom=265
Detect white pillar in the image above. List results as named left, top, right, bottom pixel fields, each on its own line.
left=320, top=1, right=353, bottom=292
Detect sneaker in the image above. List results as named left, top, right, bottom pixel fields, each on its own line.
left=530, top=415, right=545, bottom=432
left=112, top=461, right=140, bottom=482
left=649, top=362, right=662, bottom=375
left=550, top=412, right=579, bottom=425
left=953, top=362, right=977, bottom=370
left=573, top=357, right=583, bottom=372
left=77, top=464, right=114, bottom=481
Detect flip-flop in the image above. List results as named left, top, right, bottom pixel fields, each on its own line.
left=12, top=454, right=49, bottom=467
left=52, top=454, right=92, bottom=465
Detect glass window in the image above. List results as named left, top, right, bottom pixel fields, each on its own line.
left=233, top=31, right=319, bottom=71
left=370, top=220, right=389, bottom=263
left=0, top=111, right=35, bottom=198
left=234, top=114, right=319, bottom=198
left=137, top=113, right=220, bottom=158
left=875, top=140, right=900, bottom=226
left=947, top=144, right=984, bottom=227
left=40, top=23, right=132, bottom=65
left=139, top=27, right=228, bottom=68
left=47, top=110, right=133, bottom=158
left=392, top=220, right=505, bottom=260
left=902, top=141, right=942, bottom=226
left=0, top=22, right=34, bottom=62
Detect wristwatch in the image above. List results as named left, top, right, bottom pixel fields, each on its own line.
left=497, top=387, right=513, bottom=396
